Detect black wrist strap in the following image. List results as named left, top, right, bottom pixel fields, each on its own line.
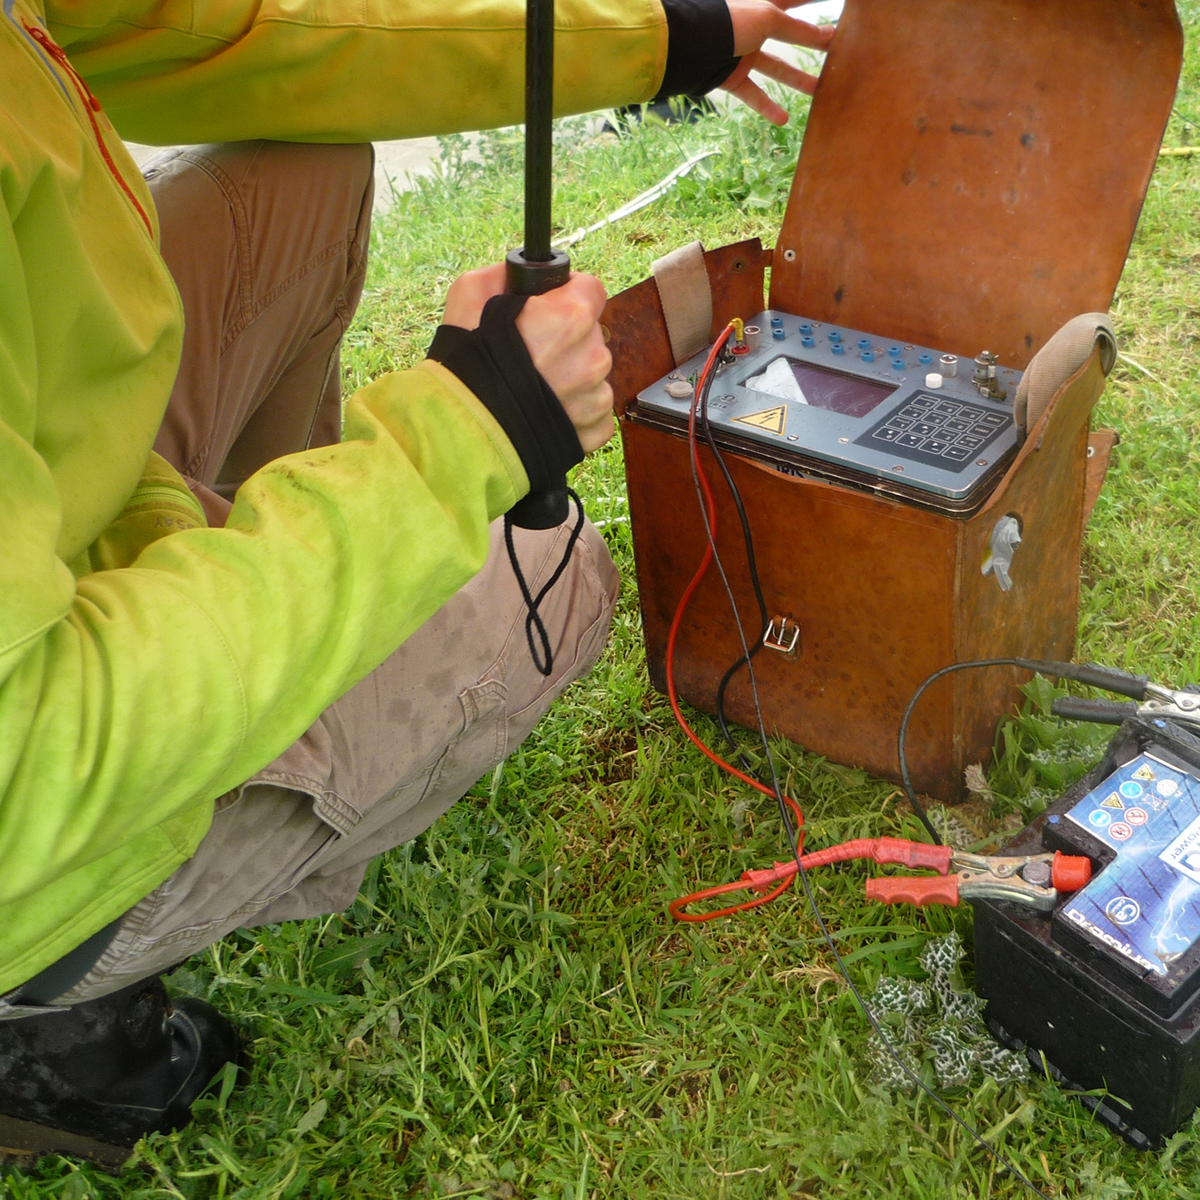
left=428, top=298, right=589, bottom=676
left=504, top=489, right=587, bottom=677
left=427, top=295, right=584, bottom=497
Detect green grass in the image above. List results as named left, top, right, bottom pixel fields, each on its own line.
left=9, top=16, right=1200, bottom=1200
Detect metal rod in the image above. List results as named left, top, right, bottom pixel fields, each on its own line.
left=523, top=0, right=554, bottom=262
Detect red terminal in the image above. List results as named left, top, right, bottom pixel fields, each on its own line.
left=731, top=343, right=750, bottom=356
left=1052, top=852, right=1093, bottom=893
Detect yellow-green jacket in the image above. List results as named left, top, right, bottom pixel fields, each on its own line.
left=0, top=0, right=666, bottom=993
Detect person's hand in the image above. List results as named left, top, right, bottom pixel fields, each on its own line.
left=442, top=264, right=615, bottom=452
left=722, top=0, right=835, bottom=125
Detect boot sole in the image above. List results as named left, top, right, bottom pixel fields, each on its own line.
left=0, top=1112, right=131, bottom=1172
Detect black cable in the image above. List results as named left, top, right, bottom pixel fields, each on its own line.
left=716, top=648, right=766, bottom=758
left=686, top=343, right=1051, bottom=1200
left=697, top=384, right=771, bottom=759
left=897, top=658, right=1030, bottom=846
left=896, top=656, right=1137, bottom=845
left=504, top=488, right=587, bottom=676
left=700, top=405, right=772, bottom=758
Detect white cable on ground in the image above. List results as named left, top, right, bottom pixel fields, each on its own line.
left=555, top=149, right=720, bottom=249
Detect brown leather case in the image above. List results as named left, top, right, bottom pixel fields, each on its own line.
left=604, top=0, right=1181, bottom=799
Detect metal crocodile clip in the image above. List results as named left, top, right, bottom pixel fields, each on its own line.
left=865, top=850, right=1092, bottom=911
left=1051, top=696, right=1200, bottom=729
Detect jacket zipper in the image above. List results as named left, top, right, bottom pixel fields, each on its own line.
left=123, top=485, right=207, bottom=522
left=21, top=22, right=153, bottom=237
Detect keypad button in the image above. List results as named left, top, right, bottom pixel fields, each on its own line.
left=943, top=445, right=973, bottom=461
left=922, top=439, right=950, bottom=455
left=888, top=417, right=914, bottom=430
left=932, top=402, right=961, bottom=417
left=873, top=426, right=901, bottom=442
left=911, top=421, right=938, bottom=437
left=908, top=396, right=936, bottom=409
left=899, top=405, right=926, bottom=420
left=957, top=434, right=984, bottom=450
left=969, top=423, right=994, bottom=437
left=976, top=412, right=1006, bottom=427
left=942, top=417, right=971, bottom=434
left=896, top=433, right=924, bottom=448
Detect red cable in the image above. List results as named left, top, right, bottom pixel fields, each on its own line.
left=24, top=23, right=154, bottom=237
left=661, top=337, right=960, bottom=923
left=665, top=324, right=807, bottom=920
left=669, top=838, right=955, bottom=921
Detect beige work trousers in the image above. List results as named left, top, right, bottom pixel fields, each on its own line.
left=54, top=142, right=618, bottom=1004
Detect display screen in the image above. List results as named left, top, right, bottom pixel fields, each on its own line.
left=745, top=356, right=897, bottom=419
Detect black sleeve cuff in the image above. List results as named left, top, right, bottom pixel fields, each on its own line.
left=427, top=293, right=585, bottom=496
left=653, top=0, right=740, bottom=101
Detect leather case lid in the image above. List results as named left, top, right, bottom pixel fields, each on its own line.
left=769, top=0, right=1182, bottom=369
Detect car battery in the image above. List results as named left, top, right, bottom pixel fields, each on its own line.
left=974, top=716, right=1200, bottom=1148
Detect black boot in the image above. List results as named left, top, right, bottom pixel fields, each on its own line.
left=0, top=976, right=240, bottom=1170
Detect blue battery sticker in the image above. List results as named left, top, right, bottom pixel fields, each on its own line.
left=1063, top=753, right=1200, bottom=977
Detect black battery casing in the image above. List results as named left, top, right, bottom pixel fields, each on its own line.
left=973, top=717, right=1200, bottom=1148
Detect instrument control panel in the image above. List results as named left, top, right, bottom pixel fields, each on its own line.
left=635, top=310, right=1023, bottom=515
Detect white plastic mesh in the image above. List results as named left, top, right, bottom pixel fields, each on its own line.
left=867, top=932, right=1028, bottom=1090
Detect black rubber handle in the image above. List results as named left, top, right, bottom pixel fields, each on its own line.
left=504, top=250, right=573, bottom=530
left=506, top=0, right=574, bottom=532
left=1051, top=697, right=1139, bottom=725
left=1015, top=658, right=1150, bottom=700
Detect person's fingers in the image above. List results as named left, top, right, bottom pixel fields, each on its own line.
left=767, top=11, right=835, bottom=52
left=441, top=265, right=614, bottom=452
left=722, top=70, right=790, bottom=126
left=728, top=0, right=833, bottom=55
left=578, top=413, right=616, bottom=453
left=517, top=280, right=613, bottom=448
left=574, top=386, right=616, bottom=453
left=746, top=50, right=820, bottom=95
left=562, top=270, right=608, bottom=318
left=442, top=262, right=506, bottom=329
left=721, top=56, right=756, bottom=93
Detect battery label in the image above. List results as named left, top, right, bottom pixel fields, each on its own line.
left=1063, top=754, right=1200, bottom=978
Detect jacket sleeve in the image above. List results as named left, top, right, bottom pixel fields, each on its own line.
left=43, top=0, right=669, bottom=145
left=0, top=359, right=528, bottom=907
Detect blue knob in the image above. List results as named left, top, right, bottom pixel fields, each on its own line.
left=831, top=343, right=845, bottom=355
left=773, top=328, right=786, bottom=340
left=861, top=350, right=875, bottom=362
left=828, top=330, right=841, bottom=341
left=857, top=338, right=871, bottom=350
left=801, top=335, right=815, bottom=347
left=891, top=359, right=904, bottom=371
left=798, top=324, right=812, bottom=336
left=888, top=345, right=902, bottom=356
left=770, top=316, right=784, bottom=328
left=919, top=352, right=933, bottom=364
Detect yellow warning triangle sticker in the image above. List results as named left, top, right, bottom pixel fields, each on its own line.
left=1101, top=793, right=1124, bottom=809
left=732, top=405, right=787, bottom=436
left=1133, top=764, right=1156, bottom=781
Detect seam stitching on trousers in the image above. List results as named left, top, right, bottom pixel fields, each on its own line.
left=312, top=789, right=361, bottom=835
left=222, top=240, right=347, bottom=352
left=179, top=150, right=255, bottom=331
left=303, top=312, right=347, bottom=450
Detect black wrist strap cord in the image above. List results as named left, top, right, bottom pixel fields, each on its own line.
left=504, top=487, right=586, bottom=677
